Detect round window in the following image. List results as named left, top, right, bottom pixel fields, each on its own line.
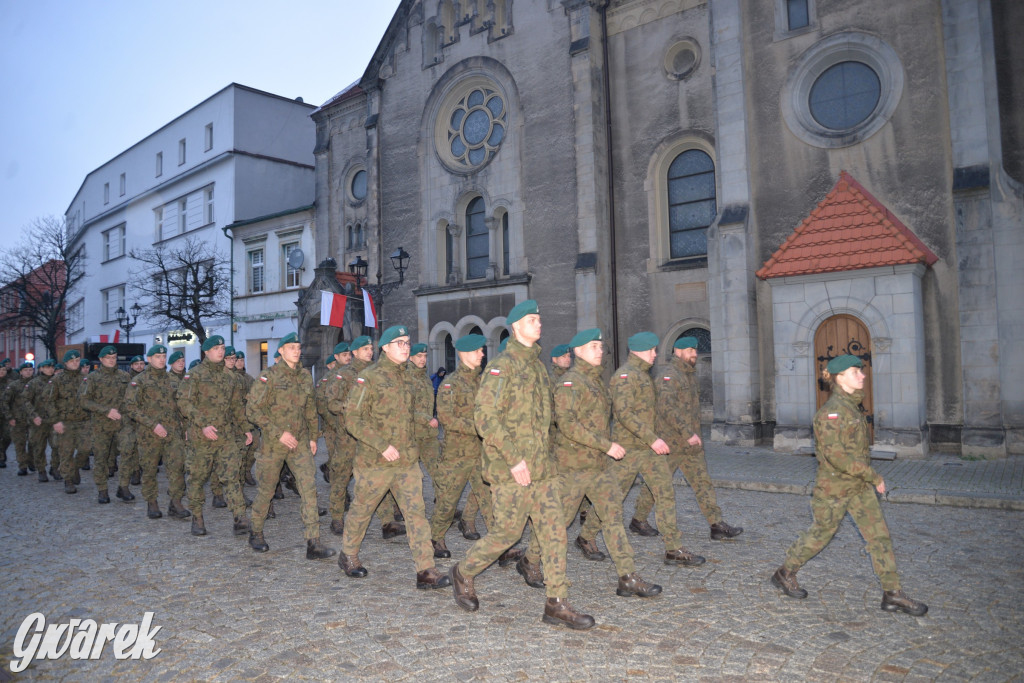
left=350, top=170, right=367, bottom=201
left=664, top=39, right=701, bottom=81
left=809, top=61, right=880, bottom=131
left=435, top=76, right=508, bottom=172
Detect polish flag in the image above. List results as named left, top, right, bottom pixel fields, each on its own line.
left=320, top=291, right=347, bottom=328
left=362, top=289, right=377, bottom=328
left=90, top=329, right=121, bottom=343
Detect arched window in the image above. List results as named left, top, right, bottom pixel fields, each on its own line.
left=355, top=223, right=364, bottom=248
left=501, top=212, right=510, bottom=275
left=346, top=225, right=353, bottom=249
left=677, top=327, right=711, bottom=354
left=465, top=197, right=488, bottom=279
left=667, top=150, right=716, bottom=259
left=443, top=332, right=456, bottom=372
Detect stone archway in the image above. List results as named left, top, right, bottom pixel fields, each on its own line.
left=814, top=314, right=874, bottom=442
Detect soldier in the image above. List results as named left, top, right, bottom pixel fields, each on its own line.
left=0, top=359, right=12, bottom=467
left=124, top=345, right=189, bottom=520
left=246, top=332, right=334, bottom=559
left=580, top=331, right=706, bottom=567
left=771, top=355, right=927, bottom=616
left=176, top=335, right=252, bottom=537
left=49, top=350, right=91, bottom=494
left=449, top=300, right=595, bottom=630
left=168, top=351, right=187, bottom=380
left=79, top=346, right=130, bottom=503
left=337, top=325, right=450, bottom=590
left=315, top=350, right=338, bottom=484
left=319, top=341, right=352, bottom=534
left=116, top=355, right=146, bottom=492
left=549, top=344, right=572, bottom=381
left=407, top=342, right=442, bottom=506
left=23, top=359, right=58, bottom=482
left=631, top=336, right=743, bottom=541
left=234, top=350, right=258, bottom=487
left=222, top=346, right=251, bottom=503
left=5, top=363, right=35, bottom=474
left=430, top=334, right=496, bottom=558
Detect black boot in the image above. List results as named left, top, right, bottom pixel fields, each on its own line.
left=168, top=499, right=191, bottom=519
left=306, top=538, right=336, bottom=560
left=212, top=494, right=227, bottom=508
left=64, top=480, right=77, bottom=494
left=17, top=467, right=28, bottom=476
left=233, top=516, right=250, bottom=536
left=881, top=590, right=928, bottom=616
left=116, top=486, right=135, bottom=502
left=98, top=489, right=110, bottom=504
left=130, top=469, right=141, bottom=486
left=147, top=500, right=163, bottom=519
left=50, top=468, right=63, bottom=481
left=273, top=483, right=285, bottom=500
left=38, top=471, right=48, bottom=482
left=191, top=516, right=207, bottom=536
left=249, top=530, right=269, bottom=552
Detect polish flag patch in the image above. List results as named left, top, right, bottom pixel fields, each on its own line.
left=827, top=413, right=839, bottom=420
left=356, top=377, right=365, bottom=384
left=130, top=382, right=137, bottom=386
left=663, top=376, right=671, bottom=381
left=259, top=376, right=268, bottom=383
left=563, top=381, right=573, bottom=386
left=489, top=369, right=501, bottom=375
left=443, top=383, right=451, bottom=389
left=619, top=373, right=628, bottom=379
left=182, top=375, right=190, bottom=380
left=336, top=375, right=343, bottom=379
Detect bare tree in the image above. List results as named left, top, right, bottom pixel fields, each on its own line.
left=128, top=236, right=230, bottom=347
left=0, top=216, right=86, bottom=360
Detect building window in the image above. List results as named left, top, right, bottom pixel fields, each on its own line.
left=103, top=183, right=109, bottom=205
left=67, top=299, right=84, bottom=335
left=102, top=286, right=125, bottom=323
left=445, top=228, right=454, bottom=281
left=102, top=224, right=126, bottom=261
left=119, top=173, right=126, bottom=196
left=155, top=207, right=165, bottom=241
left=667, top=150, right=716, bottom=259
left=501, top=212, right=510, bottom=275
left=351, top=169, right=367, bottom=201
left=465, top=197, right=488, bottom=279
left=677, top=328, right=712, bottom=355
left=178, top=138, right=186, bottom=165
left=435, top=76, right=508, bottom=172
left=156, top=152, right=163, bottom=177
left=442, top=333, right=456, bottom=373
left=204, top=123, right=213, bottom=151
left=205, top=187, right=215, bottom=224
left=787, top=0, right=809, bottom=30
left=178, top=198, right=188, bottom=233
left=809, top=61, right=881, bottom=131
left=248, top=249, right=265, bottom=294
left=282, top=242, right=301, bottom=288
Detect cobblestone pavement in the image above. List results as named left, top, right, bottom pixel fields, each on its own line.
left=1, top=448, right=1022, bottom=681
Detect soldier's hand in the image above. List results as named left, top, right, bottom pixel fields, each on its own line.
left=687, top=433, right=702, bottom=447
left=309, top=440, right=317, bottom=455
left=651, top=438, right=670, bottom=455
left=107, top=408, right=122, bottom=421
left=606, top=443, right=626, bottom=460
left=511, top=459, right=531, bottom=486
left=429, top=418, right=439, bottom=429
left=203, top=425, right=219, bottom=440
left=154, top=424, right=168, bottom=438
left=876, top=480, right=886, bottom=495
left=279, top=431, right=298, bottom=450
left=53, top=422, right=65, bottom=435
left=8, top=419, right=14, bottom=426
left=245, top=432, right=253, bottom=446
left=33, top=416, right=42, bottom=426
left=382, top=445, right=400, bottom=462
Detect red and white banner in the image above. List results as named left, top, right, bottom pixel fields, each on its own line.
left=89, top=329, right=121, bottom=343
left=320, top=291, right=347, bottom=328
left=362, top=289, right=377, bottom=328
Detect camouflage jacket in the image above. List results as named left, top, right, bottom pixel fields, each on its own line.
left=176, top=358, right=245, bottom=433
left=474, top=337, right=554, bottom=485
left=3, top=375, right=31, bottom=422
left=408, top=363, right=437, bottom=441
left=325, top=357, right=370, bottom=434
left=47, top=370, right=88, bottom=423
left=655, top=355, right=701, bottom=447
left=22, top=374, right=55, bottom=424
left=346, top=355, right=418, bottom=468
left=548, top=364, right=569, bottom=383
left=80, top=365, right=130, bottom=429
left=610, top=353, right=659, bottom=451
left=236, top=369, right=256, bottom=429
left=246, top=360, right=317, bottom=445
left=436, top=363, right=482, bottom=460
left=813, top=388, right=881, bottom=493
left=552, top=361, right=614, bottom=472
left=124, top=365, right=183, bottom=436
left=315, top=373, right=332, bottom=425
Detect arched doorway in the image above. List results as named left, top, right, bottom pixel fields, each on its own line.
left=814, top=314, right=873, bottom=441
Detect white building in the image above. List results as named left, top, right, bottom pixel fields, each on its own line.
left=64, top=83, right=315, bottom=368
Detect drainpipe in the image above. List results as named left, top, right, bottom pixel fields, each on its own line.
left=599, top=2, right=620, bottom=368
left=221, top=225, right=235, bottom=347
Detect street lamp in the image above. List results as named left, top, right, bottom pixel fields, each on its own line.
left=348, top=248, right=411, bottom=341
left=116, top=302, right=142, bottom=344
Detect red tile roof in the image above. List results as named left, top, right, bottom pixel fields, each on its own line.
left=757, top=171, right=938, bottom=279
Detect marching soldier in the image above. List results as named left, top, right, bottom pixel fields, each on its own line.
left=631, top=336, right=743, bottom=540
left=320, top=342, right=351, bottom=534
left=0, top=359, right=12, bottom=467
left=338, top=325, right=450, bottom=589
left=49, top=350, right=90, bottom=494
left=79, top=346, right=130, bottom=503
left=5, top=363, right=34, bottom=474
left=116, top=355, right=146, bottom=493
left=23, top=359, right=58, bottom=481
left=407, top=342, right=442, bottom=503
left=234, top=350, right=258, bottom=486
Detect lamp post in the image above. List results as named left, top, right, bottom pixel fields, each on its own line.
left=348, top=247, right=411, bottom=343
left=116, top=302, right=142, bottom=344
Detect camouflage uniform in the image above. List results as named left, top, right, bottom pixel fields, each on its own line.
left=431, top=363, right=492, bottom=542
left=176, top=358, right=248, bottom=520
left=48, top=369, right=90, bottom=480
left=783, top=389, right=901, bottom=590
left=341, top=354, right=435, bottom=571
left=80, top=365, right=130, bottom=492
left=247, top=360, right=321, bottom=540
left=409, top=362, right=442, bottom=496
left=4, top=374, right=33, bottom=470
left=23, top=372, right=56, bottom=474
left=116, top=366, right=144, bottom=488
left=460, top=337, right=569, bottom=600
left=634, top=354, right=722, bottom=525
left=0, top=368, right=14, bottom=464
left=236, top=368, right=258, bottom=482
left=581, top=353, right=685, bottom=551
left=124, top=365, right=185, bottom=505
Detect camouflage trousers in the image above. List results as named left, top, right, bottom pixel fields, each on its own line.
left=634, top=444, right=722, bottom=526
left=90, top=419, right=122, bottom=491
left=55, top=421, right=89, bottom=480
left=582, top=447, right=684, bottom=550
left=462, top=478, right=569, bottom=599
left=187, top=430, right=246, bottom=518
left=784, top=482, right=901, bottom=591
left=243, top=429, right=259, bottom=478
left=430, top=454, right=492, bottom=541
left=117, top=421, right=139, bottom=488
left=527, top=468, right=636, bottom=576
left=0, top=419, right=11, bottom=462
left=251, top=441, right=320, bottom=540
left=10, top=421, right=30, bottom=468
left=137, top=428, right=186, bottom=503
left=342, top=464, right=434, bottom=572
left=28, top=421, right=56, bottom=473
left=418, top=433, right=442, bottom=493
left=326, top=428, right=355, bottom=523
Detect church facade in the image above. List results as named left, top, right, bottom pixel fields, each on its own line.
left=310, top=0, right=1023, bottom=458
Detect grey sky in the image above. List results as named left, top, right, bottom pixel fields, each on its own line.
left=0, top=0, right=400, bottom=241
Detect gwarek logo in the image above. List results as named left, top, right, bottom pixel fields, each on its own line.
left=10, top=612, right=162, bottom=673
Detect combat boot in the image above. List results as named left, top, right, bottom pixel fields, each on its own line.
left=516, top=555, right=545, bottom=589
left=245, top=471, right=257, bottom=486
left=212, top=494, right=227, bottom=508
left=664, top=548, right=706, bottom=567
left=338, top=551, right=367, bottom=577
left=82, top=458, right=91, bottom=470
left=97, top=489, right=110, bottom=504
left=319, top=462, right=330, bottom=483
left=168, top=499, right=191, bottom=519
left=330, top=519, right=344, bottom=536
left=498, top=546, right=524, bottom=567
left=116, top=486, right=135, bottom=502
left=244, top=495, right=253, bottom=507
left=394, top=509, right=405, bottom=522
left=432, top=539, right=451, bottom=559
left=273, top=483, right=285, bottom=500
left=616, top=572, right=663, bottom=598
left=249, top=531, right=269, bottom=552
left=72, top=470, right=81, bottom=485
left=771, top=567, right=807, bottom=599
left=629, top=518, right=659, bottom=536
left=306, top=537, right=336, bottom=560
left=382, top=521, right=406, bottom=539
left=191, top=515, right=207, bottom=536
left=283, top=474, right=299, bottom=496
left=710, top=521, right=744, bottom=540
left=450, top=563, right=479, bottom=611
left=17, top=467, right=28, bottom=476
left=233, top=516, right=250, bottom=536
left=881, top=590, right=928, bottom=616
left=416, top=567, right=451, bottom=590
left=64, top=480, right=77, bottom=495
left=50, top=468, right=63, bottom=481
left=458, top=518, right=480, bottom=540
left=267, top=501, right=276, bottom=518
left=38, top=471, right=48, bottom=482
left=542, top=598, right=595, bottom=630
left=575, top=535, right=606, bottom=561
left=130, top=469, right=141, bottom=486
left=147, top=500, right=163, bottom=519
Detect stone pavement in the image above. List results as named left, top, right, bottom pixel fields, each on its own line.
left=1, top=444, right=1022, bottom=681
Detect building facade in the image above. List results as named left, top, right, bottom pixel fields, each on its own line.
left=310, top=0, right=1023, bottom=457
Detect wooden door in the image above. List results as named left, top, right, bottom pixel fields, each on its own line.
left=814, top=314, right=873, bottom=442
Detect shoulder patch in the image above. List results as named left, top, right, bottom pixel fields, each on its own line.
left=489, top=368, right=501, bottom=376
left=183, top=375, right=190, bottom=380
left=336, top=375, right=343, bottom=379
left=827, top=413, right=839, bottom=420
left=356, top=377, right=365, bottom=384
left=563, top=381, right=573, bottom=387
left=443, top=383, right=451, bottom=389
left=619, top=373, right=628, bottom=379
left=259, top=376, right=268, bottom=382
left=663, top=376, right=671, bottom=381
left=130, top=381, right=137, bottom=386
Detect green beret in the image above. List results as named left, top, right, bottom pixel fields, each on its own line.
left=569, top=328, right=602, bottom=348
left=168, top=351, right=185, bottom=364
left=826, top=355, right=864, bottom=374
left=550, top=344, right=571, bottom=358
left=62, top=349, right=82, bottom=362
left=273, top=350, right=280, bottom=359
left=201, top=335, right=225, bottom=351
left=56, top=363, right=64, bottom=370
left=455, top=334, right=486, bottom=352
left=410, top=343, right=428, bottom=356
left=498, top=338, right=508, bottom=352
left=18, top=362, right=33, bottom=370
left=130, top=355, right=145, bottom=364
left=350, top=336, right=371, bottom=351
left=506, top=299, right=539, bottom=326
left=147, top=345, right=167, bottom=357
left=333, top=342, right=350, bottom=354
left=627, top=331, right=659, bottom=352
left=0, top=358, right=10, bottom=367
left=278, top=332, right=300, bottom=347
left=235, top=351, right=245, bottom=359
left=38, top=359, right=56, bottom=368
left=189, top=359, right=201, bottom=369
left=380, top=325, right=409, bottom=346
left=224, top=346, right=236, bottom=356
left=674, top=336, right=698, bottom=350
left=98, top=345, right=117, bottom=358
left=325, top=356, right=336, bottom=366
